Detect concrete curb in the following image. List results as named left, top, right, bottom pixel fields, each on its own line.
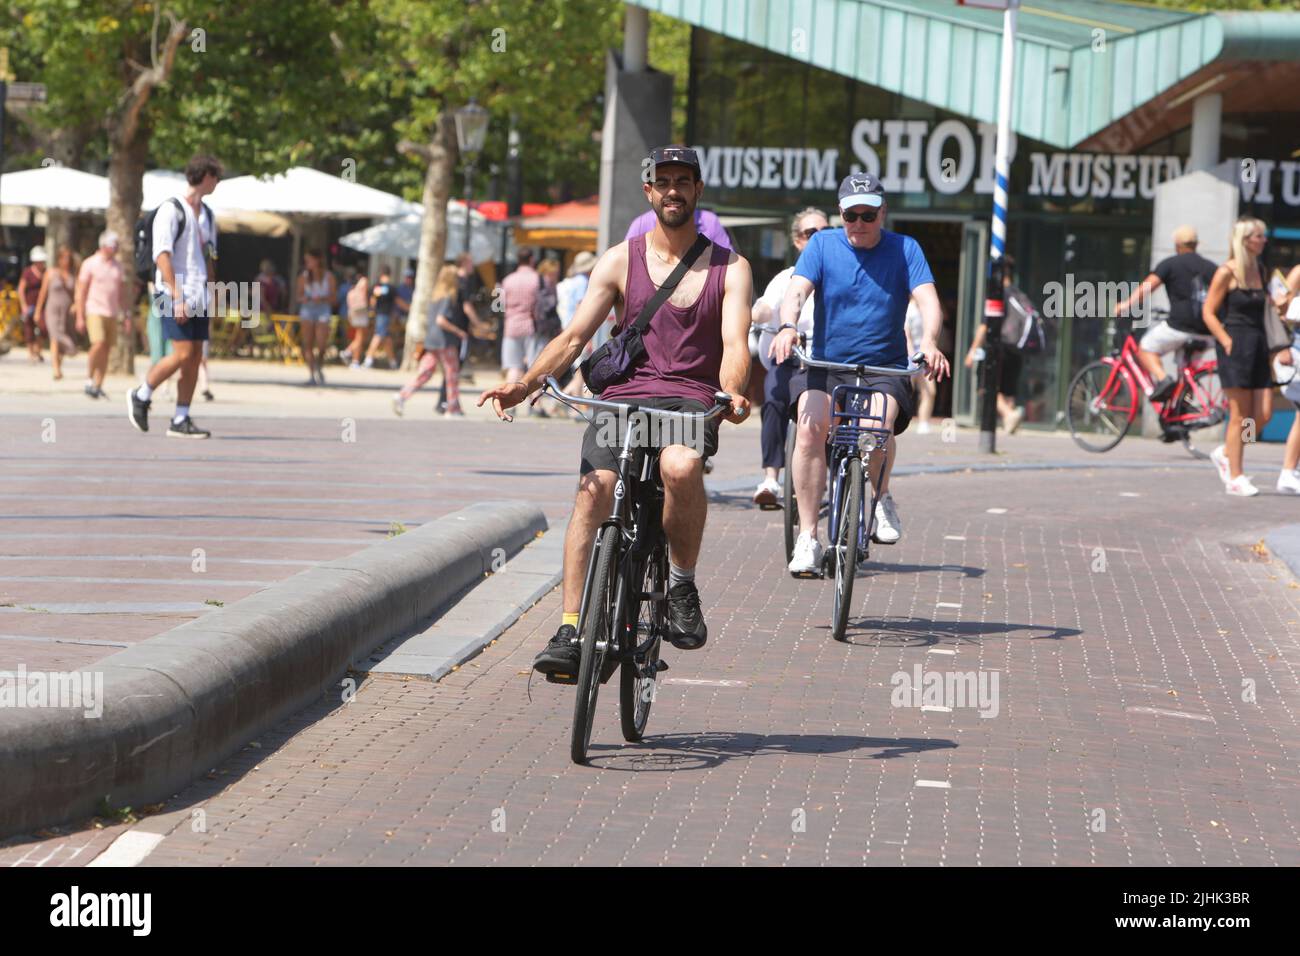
left=0, top=501, right=547, bottom=839
left=1265, top=524, right=1300, bottom=583
left=357, top=519, right=568, bottom=680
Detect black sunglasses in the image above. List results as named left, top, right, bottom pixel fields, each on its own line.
left=798, top=227, right=822, bottom=240
left=841, top=209, right=878, bottom=224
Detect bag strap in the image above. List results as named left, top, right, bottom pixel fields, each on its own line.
left=630, top=234, right=711, bottom=334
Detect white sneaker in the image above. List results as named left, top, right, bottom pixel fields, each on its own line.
left=752, top=477, right=781, bottom=508
left=392, top=394, right=404, bottom=417
left=1005, top=407, right=1024, bottom=434
left=1210, top=445, right=1231, bottom=485
left=788, top=532, right=823, bottom=575
left=1225, top=475, right=1259, bottom=497
left=916, top=420, right=932, bottom=435
left=873, top=492, right=901, bottom=544
left=1276, top=469, right=1300, bottom=495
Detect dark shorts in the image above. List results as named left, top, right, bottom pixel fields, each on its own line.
left=1216, top=324, right=1273, bottom=390
left=999, top=348, right=1023, bottom=398
left=789, top=366, right=916, bottom=437
left=579, top=395, right=720, bottom=476
left=156, top=292, right=210, bottom=343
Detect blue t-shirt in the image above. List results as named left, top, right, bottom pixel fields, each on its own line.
left=793, top=228, right=934, bottom=367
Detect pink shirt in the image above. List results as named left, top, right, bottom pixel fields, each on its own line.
left=78, top=252, right=125, bottom=317
left=501, top=265, right=539, bottom=339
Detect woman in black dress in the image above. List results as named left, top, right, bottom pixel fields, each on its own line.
left=1202, top=216, right=1272, bottom=497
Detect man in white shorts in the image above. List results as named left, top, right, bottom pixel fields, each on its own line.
left=1114, top=225, right=1218, bottom=404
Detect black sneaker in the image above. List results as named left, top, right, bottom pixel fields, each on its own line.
left=202, top=389, right=214, bottom=401
left=126, top=387, right=150, bottom=432
left=533, top=624, right=580, bottom=679
left=1149, top=377, right=1177, bottom=402
left=666, top=580, right=708, bottom=650
left=166, top=416, right=211, bottom=439
left=84, top=383, right=96, bottom=398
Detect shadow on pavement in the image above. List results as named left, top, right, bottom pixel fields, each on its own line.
left=833, top=614, right=1082, bottom=648
left=589, top=730, right=956, bottom=771
left=859, top=561, right=985, bottom=578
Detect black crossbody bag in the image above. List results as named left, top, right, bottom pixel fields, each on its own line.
left=580, top=234, right=710, bottom=395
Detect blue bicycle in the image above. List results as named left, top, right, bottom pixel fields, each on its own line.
left=792, top=345, right=925, bottom=641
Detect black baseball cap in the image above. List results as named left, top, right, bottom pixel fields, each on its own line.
left=838, top=172, right=885, bottom=210
left=649, top=145, right=702, bottom=178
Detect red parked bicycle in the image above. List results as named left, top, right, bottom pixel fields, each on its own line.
left=1066, top=315, right=1227, bottom=459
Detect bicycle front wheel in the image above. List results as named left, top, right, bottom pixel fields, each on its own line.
left=620, top=547, right=665, bottom=742
left=831, top=456, right=863, bottom=642
left=782, top=425, right=798, bottom=562
left=1066, top=360, right=1135, bottom=453
left=572, top=525, right=619, bottom=764
left=1176, top=365, right=1227, bottom=460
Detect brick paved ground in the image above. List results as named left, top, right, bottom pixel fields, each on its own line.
left=3, top=348, right=1298, bottom=865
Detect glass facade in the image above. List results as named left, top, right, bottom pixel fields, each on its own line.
left=688, top=28, right=1300, bottom=428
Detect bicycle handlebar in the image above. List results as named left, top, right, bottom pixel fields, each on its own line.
left=792, top=345, right=926, bottom=378
left=541, top=376, right=733, bottom=425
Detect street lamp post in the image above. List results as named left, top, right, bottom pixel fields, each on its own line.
left=454, top=99, right=490, bottom=264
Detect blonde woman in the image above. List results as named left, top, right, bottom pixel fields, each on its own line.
left=392, top=265, right=466, bottom=417
left=1203, top=217, right=1273, bottom=496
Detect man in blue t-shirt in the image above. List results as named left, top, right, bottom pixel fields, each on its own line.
left=770, top=173, right=949, bottom=575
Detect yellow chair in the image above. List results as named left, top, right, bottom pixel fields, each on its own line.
left=271, top=313, right=303, bottom=365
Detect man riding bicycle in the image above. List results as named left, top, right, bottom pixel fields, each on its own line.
left=479, top=145, right=753, bottom=679
left=770, top=173, right=949, bottom=575
left=1113, top=224, right=1218, bottom=405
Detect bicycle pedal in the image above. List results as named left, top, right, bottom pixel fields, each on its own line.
left=790, top=569, right=824, bottom=580
left=655, top=659, right=669, bottom=673
left=758, top=503, right=782, bottom=511
left=544, top=672, right=577, bottom=685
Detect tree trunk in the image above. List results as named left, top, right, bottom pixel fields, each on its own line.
left=402, top=112, right=458, bottom=370
left=106, top=133, right=149, bottom=376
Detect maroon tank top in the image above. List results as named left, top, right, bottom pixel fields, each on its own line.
left=602, top=233, right=730, bottom=405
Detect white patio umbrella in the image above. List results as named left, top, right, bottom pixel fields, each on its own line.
left=0, top=166, right=109, bottom=212
left=209, top=166, right=419, bottom=218
left=338, top=210, right=496, bottom=265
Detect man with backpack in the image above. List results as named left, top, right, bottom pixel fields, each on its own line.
left=964, top=256, right=1044, bottom=434
left=126, top=154, right=222, bottom=438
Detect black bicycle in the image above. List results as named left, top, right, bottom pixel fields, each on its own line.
left=791, top=346, right=925, bottom=641
left=541, top=377, right=732, bottom=764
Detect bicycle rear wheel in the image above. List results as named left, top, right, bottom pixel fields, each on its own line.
left=831, top=456, right=863, bottom=642
left=1066, top=360, right=1135, bottom=453
left=1175, top=365, right=1227, bottom=460
left=782, top=426, right=798, bottom=562
left=619, top=547, right=666, bottom=742
left=572, top=525, right=619, bottom=764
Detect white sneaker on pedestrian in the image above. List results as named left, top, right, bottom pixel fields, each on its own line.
left=873, top=492, right=902, bottom=544
left=753, top=477, right=781, bottom=509
left=1005, top=407, right=1024, bottom=434
left=1225, top=475, right=1259, bottom=497
left=363, top=357, right=374, bottom=369
left=1276, top=469, right=1300, bottom=495
left=392, top=394, right=404, bottom=417
left=1210, top=445, right=1231, bottom=485
left=349, top=361, right=362, bottom=370
left=916, top=420, right=932, bottom=435
left=788, top=532, right=823, bottom=575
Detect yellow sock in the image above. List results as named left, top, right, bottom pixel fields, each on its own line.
left=562, top=612, right=580, bottom=628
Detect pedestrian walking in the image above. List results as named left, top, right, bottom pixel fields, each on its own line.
left=963, top=257, right=1038, bottom=433
left=1268, top=262, right=1300, bottom=495
left=17, top=246, right=46, bottom=364
left=74, top=231, right=129, bottom=399
left=393, top=265, right=466, bottom=418
left=1203, top=216, right=1275, bottom=496
left=364, top=268, right=397, bottom=369
left=749, top=207, right=827, bottom=506
left=126, top=153, right=223, bottom=438
left=500, top=249, right=541, bottom=407
left=343, top=270, right=370, bottom=368
left=554, top=250, right=597, bottom=397
left=33, top=246, right=78, bottom=380
left=904, top=297, right=937, bottom=433
left=296, top=249, right=336, bottom=385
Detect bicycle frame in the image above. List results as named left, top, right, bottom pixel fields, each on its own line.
left=1095, top=333, right=1219, bottom=427
left=826, top=384, right=893, bottom=563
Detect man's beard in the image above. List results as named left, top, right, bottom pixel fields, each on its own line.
left=654, top=195, right=694, bottom=229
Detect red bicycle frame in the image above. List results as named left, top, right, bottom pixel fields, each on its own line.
left=1094, top=334, right=1219, bottom=427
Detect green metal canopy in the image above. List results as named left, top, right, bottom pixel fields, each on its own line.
left=630, top=0, right=1300, bottom=151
